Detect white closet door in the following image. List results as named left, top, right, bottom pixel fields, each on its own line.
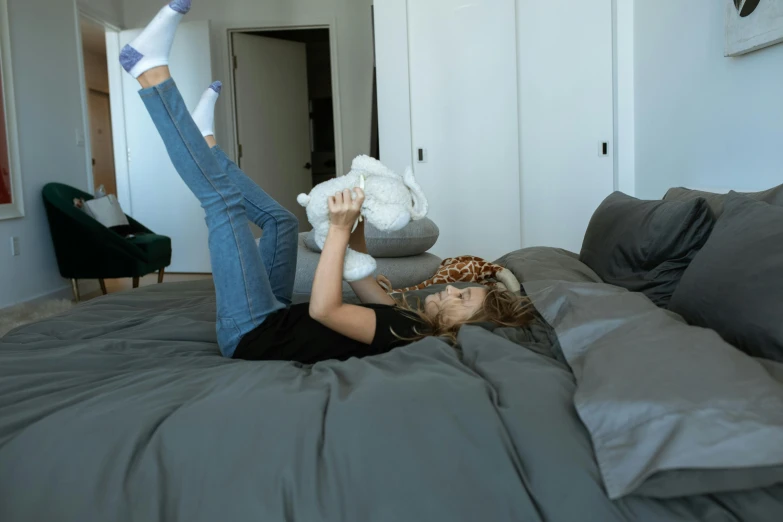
left=518, top=0, right=615, bottom=252
left=407, top=0, right=521, bottom=261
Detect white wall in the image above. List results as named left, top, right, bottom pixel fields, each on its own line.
left=615, top=0, right=635, bottom=196
left=0, top=0, right=95, bottom=308
left=122, top=0, right=375, bottom=175
left=634, top=0, right=783, bottom=199
left=374, top=0, right=412, bottom=176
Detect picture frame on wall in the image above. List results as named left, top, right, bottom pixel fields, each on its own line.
left=726, top=0, right=783, bottom=56
left=0, top=0, right=24, bottom=220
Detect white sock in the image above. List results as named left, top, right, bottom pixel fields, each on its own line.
left=119, top=0, right=191, bottom=79
left=192, top=82, right=222, bottom=137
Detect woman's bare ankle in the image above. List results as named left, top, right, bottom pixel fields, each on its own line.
left=204, top=135, right=217, bottom=148
left=137, top=66, right=172, bottom=89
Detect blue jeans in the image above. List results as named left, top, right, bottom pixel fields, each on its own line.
left=139, top=79, right=299, bottom=357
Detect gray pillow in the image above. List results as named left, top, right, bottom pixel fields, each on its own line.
left=670, top=192, right=783, bottom=362
left=526, top=279, right=783, bottom=499
left=495, top=246, right=602, bottom=284
left=294, top=233, right=442, bottom=295
left=304, top=218, right=439, bottom=258
left=664, top=184, right=783, bottom=218
left=579, top=192, right=715, bottom=308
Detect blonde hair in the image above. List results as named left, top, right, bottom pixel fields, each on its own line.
left=392, top=288, right=536, bottom=345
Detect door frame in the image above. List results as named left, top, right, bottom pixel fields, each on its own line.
left=226, top=23, right=345, bottom=179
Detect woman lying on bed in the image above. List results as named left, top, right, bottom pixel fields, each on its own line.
left=120, top=0, right=533, bottom=364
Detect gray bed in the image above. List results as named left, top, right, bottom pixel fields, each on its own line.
left=1, top=247, right=782, bottom=522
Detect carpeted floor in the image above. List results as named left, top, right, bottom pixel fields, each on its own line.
left=0, top=299, right=75, bottom=338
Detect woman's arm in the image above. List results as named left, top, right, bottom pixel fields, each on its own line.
left=347, top=220, right=396, bottom=306
left=309, top=189, right=378, bottom=344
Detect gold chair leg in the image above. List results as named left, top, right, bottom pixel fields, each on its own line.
left=99, top=279, right=108, bottom=295
left=157, top=268, right=165, bottom=284
left=71, top=279, right=81, bottom=303
left=132, top=276, right=140, bottom=289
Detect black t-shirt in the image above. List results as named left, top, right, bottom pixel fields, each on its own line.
left=233, top=303, right=423, bottom=364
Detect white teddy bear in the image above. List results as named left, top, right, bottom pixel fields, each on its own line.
left=297, top=155, right=429, bottom=282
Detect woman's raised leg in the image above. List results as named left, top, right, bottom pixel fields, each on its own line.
left=191, top=83, right=299, bottom=305
left=121, top=1, right=284, bottom=357
left=214, top=148, right=299, bottom=305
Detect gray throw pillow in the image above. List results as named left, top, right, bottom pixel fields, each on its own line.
left=527, top=279, right=783, bottom=499
left=670, top=192, right=783, bottom=362
left=579, top=192, right=715, bottom=308
left=495, top=247, right=602, bottom=284
left=294, top=233, right=442, bottom=295
left=304, top=218, right=439, bottom=258
left=664, top=184, right=783, bottom=218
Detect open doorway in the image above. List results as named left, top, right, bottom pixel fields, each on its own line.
left=230, top=28, right=338, bottom=232
left=79, top=16, right=117, bottom=198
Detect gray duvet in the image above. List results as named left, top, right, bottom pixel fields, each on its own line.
left=1, top=251, right=782, bottom=521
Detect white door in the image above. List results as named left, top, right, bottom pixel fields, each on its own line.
left=517, top=0, right=615, bottom=252
left=119, top=21, right=213, bottom=273
left=232, top=33, right=312, bottom=231
left=407, top=0, right=521, bottom=261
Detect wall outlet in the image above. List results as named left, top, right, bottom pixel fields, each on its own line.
left=10, top=236, right=20, bottom=257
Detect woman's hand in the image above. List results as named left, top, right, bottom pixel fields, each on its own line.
left=328, top=188, right=365, bottom=231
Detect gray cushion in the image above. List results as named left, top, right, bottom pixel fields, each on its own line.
left=527, top=279, right=783, bottom=499
left=670, top=192, right=783, bottom=362
left=664, top=184, right=783, bottom=218
left=579, top=192, right=716, bottom=308
left=294, top=233, right=442, bottom=295
left=495, top=247, right=602, bottom=284
left=304, top=218, right=439, bottom=258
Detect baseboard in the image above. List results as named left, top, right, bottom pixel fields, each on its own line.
left=1, top=280, right=101, bottom=311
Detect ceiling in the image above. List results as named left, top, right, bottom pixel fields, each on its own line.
left=80, top=17, right=107, bottom=56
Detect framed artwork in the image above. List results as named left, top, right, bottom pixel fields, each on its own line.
left=726, top=0, right=783, bottom=56
left=0, top=0, right=24, bottom=220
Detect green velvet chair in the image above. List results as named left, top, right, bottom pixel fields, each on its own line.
left=42, top=182, right=172, bottom=301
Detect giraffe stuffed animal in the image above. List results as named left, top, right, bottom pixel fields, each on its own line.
left=377, top=256, right=521, bottom=295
